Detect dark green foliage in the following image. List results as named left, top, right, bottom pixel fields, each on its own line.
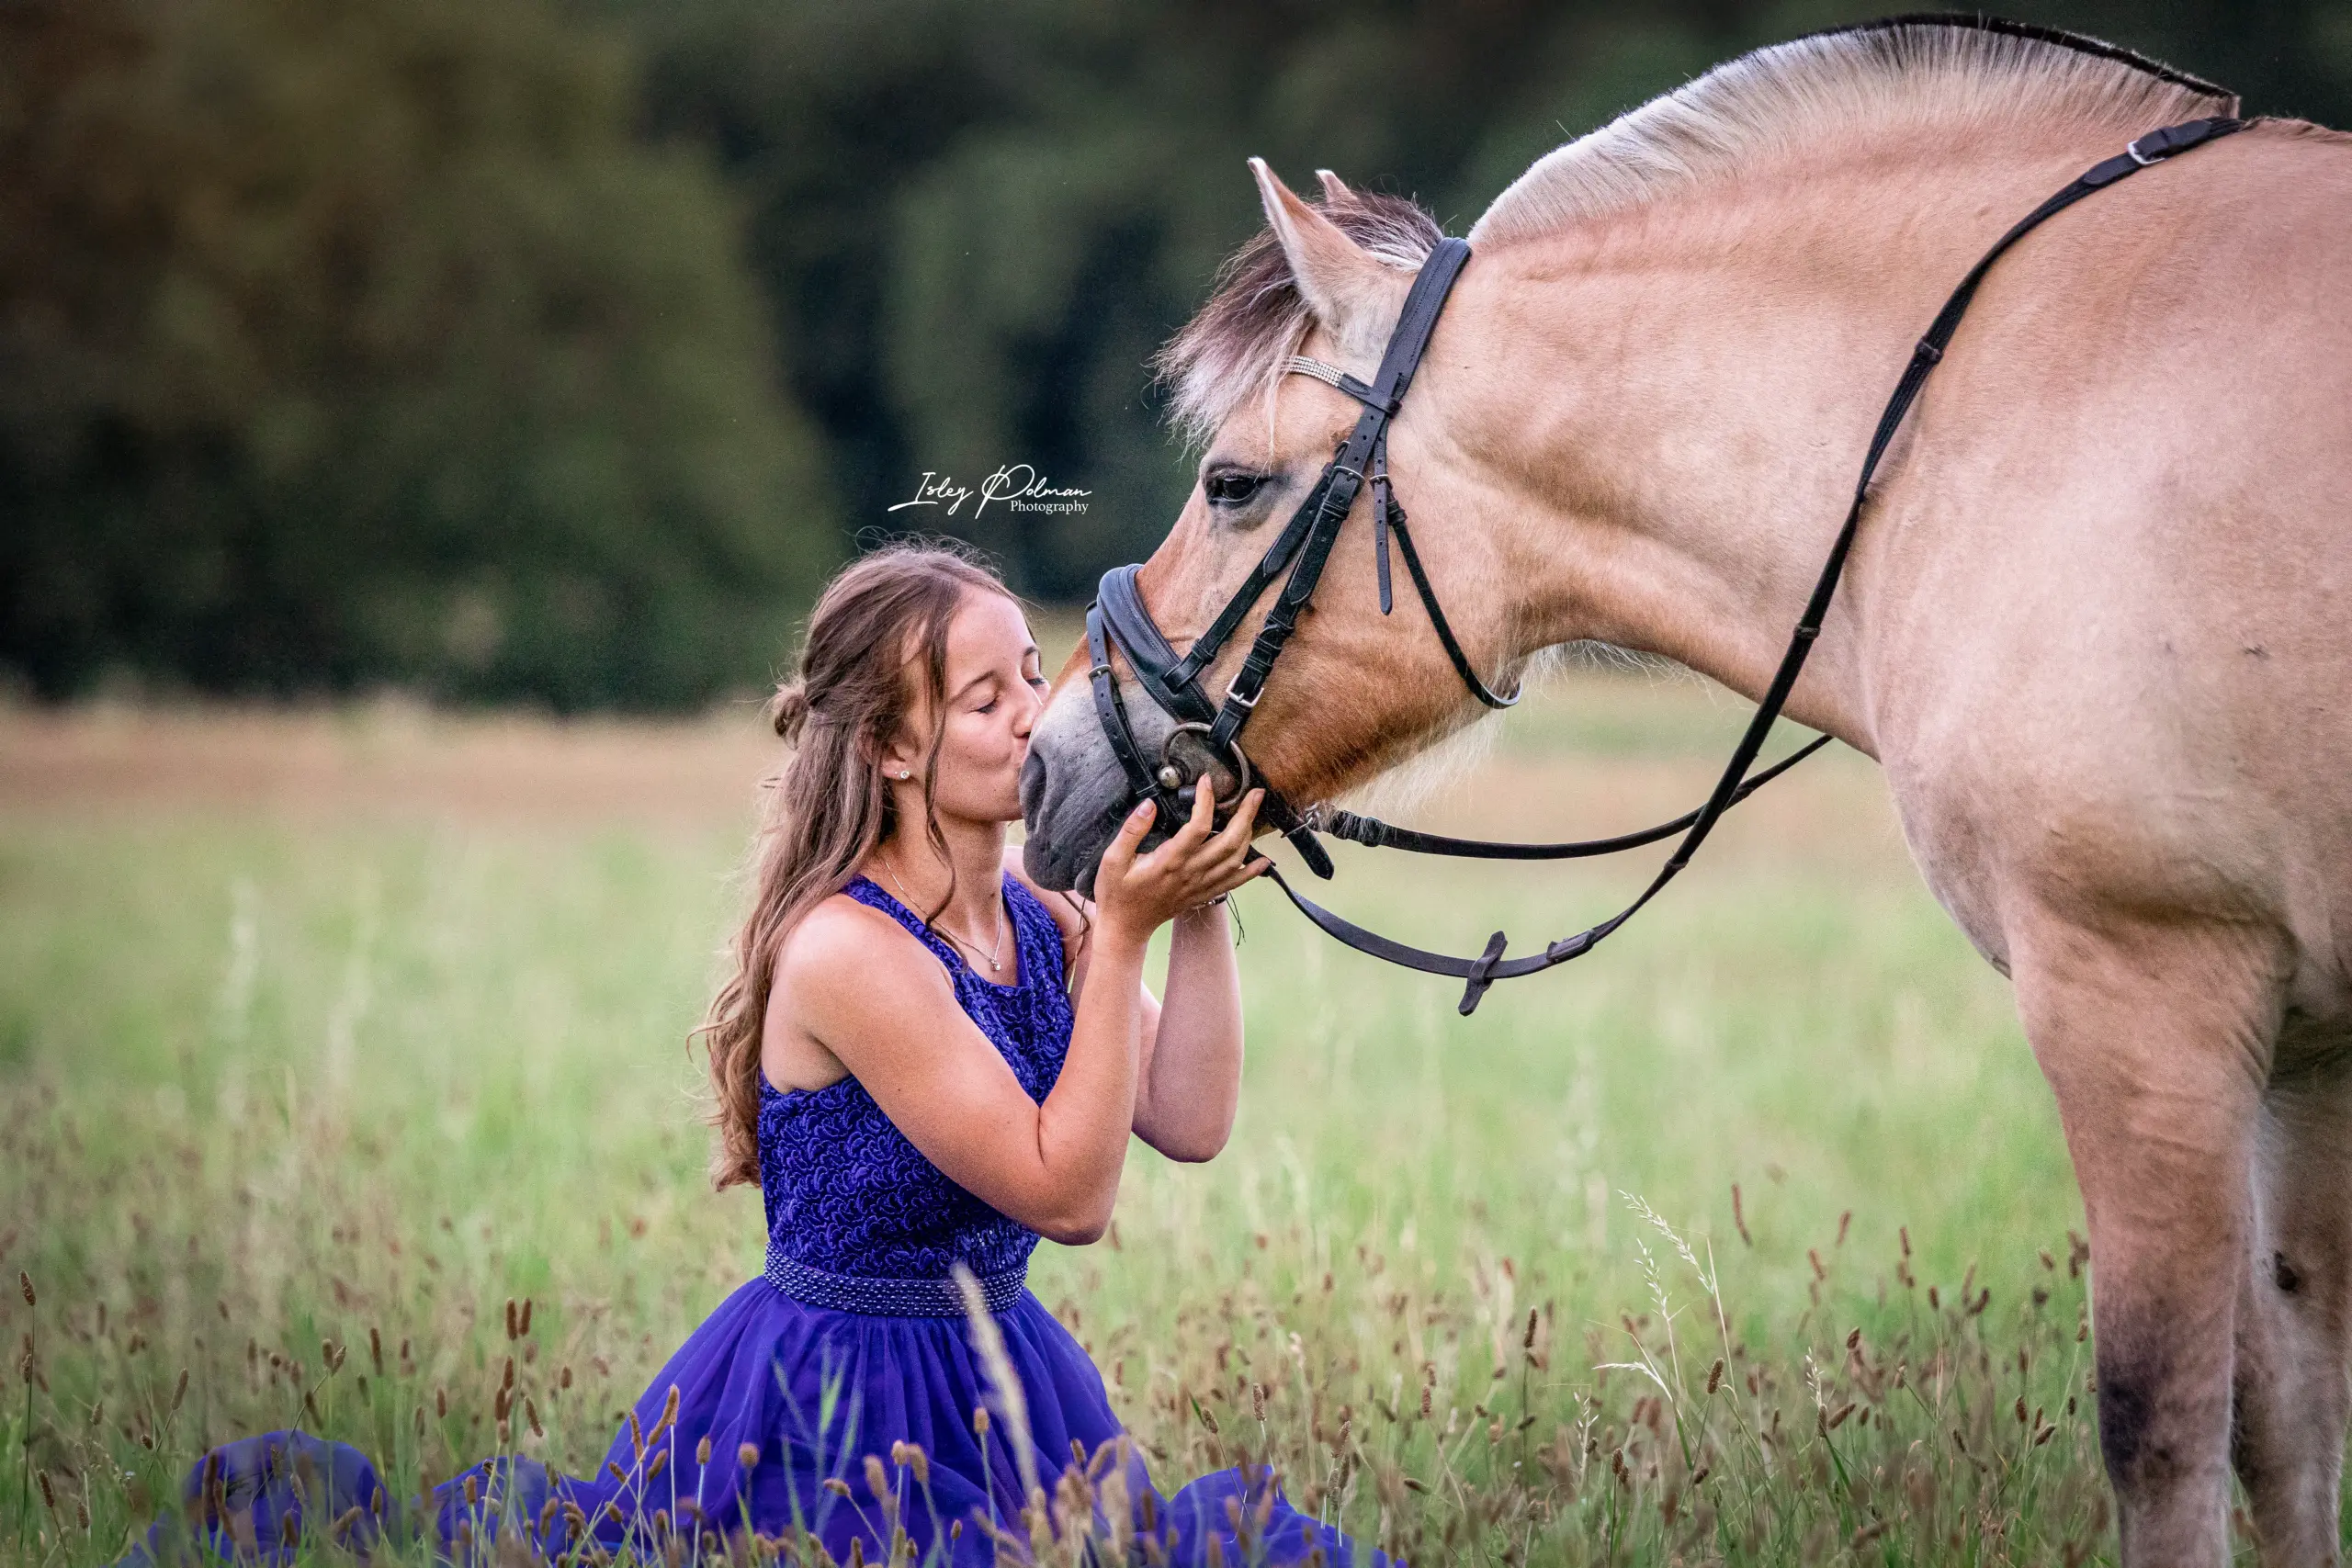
left=0, top=0, right=833, bottom=708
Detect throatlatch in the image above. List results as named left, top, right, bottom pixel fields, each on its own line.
left=1084, top=116, right=2245, bottom=1013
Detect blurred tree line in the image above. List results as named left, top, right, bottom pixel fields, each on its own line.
left=6, top=0, right=2346, bottom=707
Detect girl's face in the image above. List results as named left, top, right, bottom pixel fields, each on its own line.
left=884, top=589, right=1048, bottom=828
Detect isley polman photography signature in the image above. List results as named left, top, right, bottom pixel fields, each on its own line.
left=888, top=465, right=1091, bottom=518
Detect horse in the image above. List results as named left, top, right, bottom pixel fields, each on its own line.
left=1018, top=17, right=2352, bottom=1566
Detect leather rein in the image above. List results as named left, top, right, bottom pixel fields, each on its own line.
left=1084, top=116, right=2244, bottom=1015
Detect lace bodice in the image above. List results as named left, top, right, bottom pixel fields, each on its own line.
left=757, top=872, right=1073, bottom=1280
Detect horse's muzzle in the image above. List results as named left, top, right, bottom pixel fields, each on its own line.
left=1020, top=685, right=1167, bottom=895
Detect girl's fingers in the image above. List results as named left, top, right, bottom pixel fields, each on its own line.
left=1208, top=789, right=1265, bottom=856
left=1101, top=801, right=1156, bottom=874
left=1122, top=784, right=1279, bottom=919
left=1176, top=778, right=1216, bottom=844
left=1178, top=788, right=1261, bottom=889
left=1208, top=855, right=1268, bottom=898
left=1136, top=784, right=1216, bottom=877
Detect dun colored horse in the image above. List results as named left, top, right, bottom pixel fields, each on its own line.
left=1020, top=18, right=2352, bottom=1566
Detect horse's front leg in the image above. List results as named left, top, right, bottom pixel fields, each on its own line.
left=2232, top=1032, right=2352, bottom=1567
left=2009, top=904, right=2285, bottom=1568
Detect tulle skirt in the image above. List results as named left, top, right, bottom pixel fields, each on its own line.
left=126, top=1279, right=1383, bottom=1565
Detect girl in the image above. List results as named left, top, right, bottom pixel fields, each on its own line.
left=131, top=546, right=1377, bottom=1566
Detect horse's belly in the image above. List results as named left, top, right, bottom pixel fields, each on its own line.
left=1882, top=695, right=2352, bottom=1043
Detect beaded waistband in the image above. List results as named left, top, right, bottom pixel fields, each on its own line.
left=763, top=1247, right=1027, bottom=1317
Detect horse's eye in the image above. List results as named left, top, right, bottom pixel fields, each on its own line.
left=1204, top=472, right=1265, bottom=507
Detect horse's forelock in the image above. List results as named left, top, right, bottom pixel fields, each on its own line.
left=1156, top=189, right=1443, bottom=450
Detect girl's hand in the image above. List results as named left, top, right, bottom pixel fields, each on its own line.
left=1093, top=787, right=1266, bottom=944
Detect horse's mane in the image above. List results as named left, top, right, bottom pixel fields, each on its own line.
left=1159, top=17, right=2235, bottom=446
left=1155, top=190, right=1444, bottom=451
left=1470, top=15, right=2236, bottom=246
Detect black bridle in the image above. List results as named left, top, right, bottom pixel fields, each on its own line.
left=1085, top=116, right=2244, bottom=1015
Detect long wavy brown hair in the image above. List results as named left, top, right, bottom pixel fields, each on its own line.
left=699, top=543, right=1014, bottom=1190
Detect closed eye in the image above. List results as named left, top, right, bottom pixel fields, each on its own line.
left=1204, top=472, right=1266, bottom=507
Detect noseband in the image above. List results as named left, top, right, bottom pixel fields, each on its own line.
left=1084, top=117, right=2243, bottom=1014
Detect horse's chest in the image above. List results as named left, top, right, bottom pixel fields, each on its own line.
left=1876, top=773, right=2015, bottom=976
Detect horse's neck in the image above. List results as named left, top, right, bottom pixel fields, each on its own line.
left=1457, top=141, right=2108, bottom=755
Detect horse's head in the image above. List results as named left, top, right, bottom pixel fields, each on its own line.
left=1023, top=163, right=1531, bottom=893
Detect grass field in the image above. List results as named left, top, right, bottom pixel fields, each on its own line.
left=0, top=671, right=2134, bottom=1564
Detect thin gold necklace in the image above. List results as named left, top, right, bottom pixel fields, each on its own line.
left=878, top=857, right=1006, bottom=974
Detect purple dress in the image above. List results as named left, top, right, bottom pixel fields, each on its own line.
left=129, top=873, right=1382, bottom=1565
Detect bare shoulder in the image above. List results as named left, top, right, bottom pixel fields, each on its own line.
left=774, top=892, right=953, bottom=1031
left=1004, top=845, right=1090, bottom=947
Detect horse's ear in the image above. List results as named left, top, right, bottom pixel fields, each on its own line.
left=1315, top=169, right=1354, bottom=206
left=1250, top=158, right=1408, bottom=363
